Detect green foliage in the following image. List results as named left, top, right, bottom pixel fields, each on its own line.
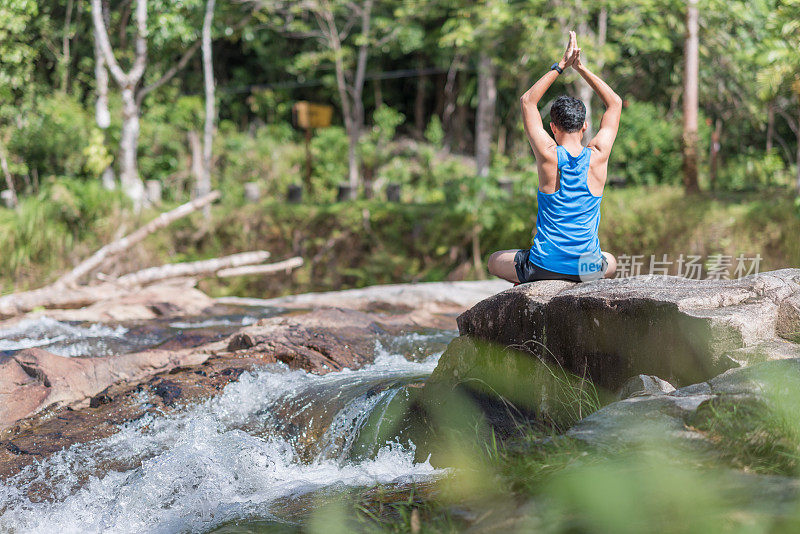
left=247, top=88, right=293, bottom=124
left=83, top=129, right=114, bottom=177
left=309, top=126, right=350, bottom=192
left=360, top=106, right=406, bottom=179
left=423, top=116, right=444, bottom=148
left=215, top=122, right=304, bottom=201
left=717, top=149, right=792, bottom=191
left=9, top=93, right=95, bottom=179
left=610, top=100, right=682, bottom=185
left=137, top=95, right=204, bottom=190
left=0, top=177, right=124, bottom=288
left=0, top=0, right=38, bottom=101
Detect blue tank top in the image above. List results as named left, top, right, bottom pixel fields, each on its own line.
left=528, top=145, right=604, bottom=276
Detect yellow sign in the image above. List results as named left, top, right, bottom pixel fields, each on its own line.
left=293, top=101, right=333, bottom=129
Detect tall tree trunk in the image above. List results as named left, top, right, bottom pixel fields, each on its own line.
left=93, top=37, right=110, bottom=129
left=682, top=0, right=700, bottom=194
left=188, top=130, right=203, bottom=194
left=325, top=0, right=371, bottom=199
left=93, top=22, right=114, bottom=190
left=577, top=82, right=594, bottom=142
left=92, top=0, right=148, bottom=208
left=415, top=61, right=427, bottom=138
left=434, top=72, right=445, bottom=118
left=766, top=101, right=775, bottom=152
left=119, top=87, right=145, bottom=205
left=442, top=54, right=462, bottom=152
left=455, top=90, right=469, bottom=153
left=0, top=145, right=17, bottom=208
left=60, top=0, right=75, bottom=92
left=201, top=0, right=216, bottom=219
left=475, top=52, right=497, bottom=178
left=346, top=0, right=371, bottom=198
left=796, top=103, right=800, bottom=194
left=709, top=118, right=722, bottom=190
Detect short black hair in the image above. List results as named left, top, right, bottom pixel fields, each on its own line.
left=550, top=95, right=586, bottom=133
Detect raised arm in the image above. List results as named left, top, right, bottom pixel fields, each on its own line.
left=574, top=53, right=622, bottom=160
left=520, top=31, right=577, bottom=161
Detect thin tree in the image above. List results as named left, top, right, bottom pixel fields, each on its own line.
left=682, top=0, right=700, bottom=194
left=314, top=0, right=372, bottom=198
left=475, top=51, right=497, bottom=179
left=91, top=0, right=206, bottom=206
left=576, top=6, right=607, bottom=142
left=200, top=0, right=216, bottom=219
left=259, top=0, right=398, bottom=199
left=91, top=0, right=148, bottom=206
left=93, top=2, right=115, bottom=190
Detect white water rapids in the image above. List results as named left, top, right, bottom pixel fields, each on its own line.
left=0, top=324, right=451, bottom=534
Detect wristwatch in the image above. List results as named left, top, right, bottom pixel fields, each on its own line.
left=550, top=62, right=563, bottom=74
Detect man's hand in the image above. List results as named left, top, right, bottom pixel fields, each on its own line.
left=560, top=31, right=578, bottom=70
left=573, top=45, right=584, bottom=70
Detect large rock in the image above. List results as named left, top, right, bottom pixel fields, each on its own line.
left=566, top=358, right=800, bottom=452
left=456, top=270, right=800, bottom=389
left=616, top=374, right=676, bottom=399
left=0, top=345, right=214, bottom=431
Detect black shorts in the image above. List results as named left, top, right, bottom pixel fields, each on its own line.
left=513, top=248, right=607, bottom=283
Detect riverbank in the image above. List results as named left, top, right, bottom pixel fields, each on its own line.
left=2, top=186, right=798, bottom=298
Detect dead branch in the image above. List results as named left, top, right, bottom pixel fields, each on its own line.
left=0, top=284, right=128, bottom=319
left=216, top=257, right=303, bottom=277
left=57, top=191, right=221, bottom=287
left=115, top=251, right=270, bottom=286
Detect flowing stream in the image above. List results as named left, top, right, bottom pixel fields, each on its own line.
left=0, top=311, right=454, bottom=533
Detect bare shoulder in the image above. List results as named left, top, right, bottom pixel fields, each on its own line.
left=587, top=142, right=609, bottom=160
left=586, top=146, right=609, bottom=196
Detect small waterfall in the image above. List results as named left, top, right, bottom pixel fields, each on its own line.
left=0, top=332, right=452, bottom=533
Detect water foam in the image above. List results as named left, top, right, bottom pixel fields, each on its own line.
left=168, top=316, right=257, bottom=329
left=0, top=316, right=128, bottom=356
left=0, top=336, right=448, bottom=533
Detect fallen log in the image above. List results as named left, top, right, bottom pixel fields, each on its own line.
left=115, top=251, right=270, bottom=286
left=0, top=251, right=274, bottom=319
left=56, top=191, right=221, bottom=287
left=0, top=283, right=128, bottom=319
left=216, top=257, right=303, bottom=277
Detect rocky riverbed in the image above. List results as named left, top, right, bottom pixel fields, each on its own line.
left=4, top=272, right=800, bottom=532
left=0, top=280, right=508, bottom=481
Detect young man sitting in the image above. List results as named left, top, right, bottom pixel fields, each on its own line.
left=488, top=31, right=620, bottom=284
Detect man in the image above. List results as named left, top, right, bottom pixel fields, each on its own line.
left=488, top=31, right=620, bottom=283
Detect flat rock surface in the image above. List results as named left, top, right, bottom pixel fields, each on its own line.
left=218, top=280, right=512, bottom=315
left=456, top=270, right=800, bottom=389
left=0, top=345, right=213, bottom=430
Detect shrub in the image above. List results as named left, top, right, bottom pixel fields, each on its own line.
left=9, top=94, right=94, bottom=179
left=716, top=148, right=791, bottom=190
left=611, top=99, right=682, bottom=185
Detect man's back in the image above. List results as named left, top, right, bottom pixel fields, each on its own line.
left=487, top=31, right=622, bottom=283
left=530, top=146, right=603, bottom=276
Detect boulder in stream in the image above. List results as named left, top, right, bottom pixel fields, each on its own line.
left=456, top=269, right=800, bottom=389
left=567, top=357, right=800, bottom=454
